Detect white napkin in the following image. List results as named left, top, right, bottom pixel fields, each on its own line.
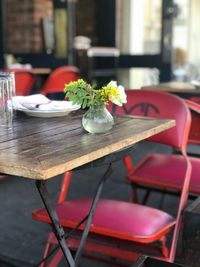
left=12, top=94, right=80, bottom=111
left=8, top=63, right=32, bottom=70
left=191, top=80, right=200, bottom=88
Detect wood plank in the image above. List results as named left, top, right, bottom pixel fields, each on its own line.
left=0, top=114, right=175, bottom=180
left=31, top=68, right=51, bottom=75
left=142, top=81, right=200, bottom=94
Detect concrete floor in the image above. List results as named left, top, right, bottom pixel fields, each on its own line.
left=0, top=142, right=195, bottom=267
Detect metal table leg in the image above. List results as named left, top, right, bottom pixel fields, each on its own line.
left=35, top=163, right=112, bottom=267
left=36, top=180, right=75, bottom=267
left=131, top=255, right=148, bottom=267
left=74, top=163, right=112, bottom=265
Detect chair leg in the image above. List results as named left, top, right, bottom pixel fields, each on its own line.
left=39, top=232, right=56, bottom=267
left=160, top=236, right=169, bottom=258
left=141, top=190, right=151, bottom=205
left=130, top=184, right=152, bottom=205
left=158, top=191, right=166, bottom=209
left=48, top=249, right=64, bottom=267
left=0, top=175, right=5, bottom=181
left=130, top=183, right=139, bottom=203
left=39, top=243, right=53, bottom=267
left=142, top=189, right=165, bottom=208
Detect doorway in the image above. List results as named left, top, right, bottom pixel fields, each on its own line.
left=115, top=0, right=176, bottom=88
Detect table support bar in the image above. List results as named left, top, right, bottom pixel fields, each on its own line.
left=131, top=255, right=148, bottom=267
left=74, top=163, right=112, bottom=265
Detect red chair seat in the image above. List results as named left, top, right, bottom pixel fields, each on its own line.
left=33, top=198, right=175, bottom=243
left=130, top=153, right=200, bottom=195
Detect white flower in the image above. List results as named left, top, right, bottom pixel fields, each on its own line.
left=117, top=85, right=127, bottom=105
left=107, top=80, right=118, bottom=89
left=107, top=81, right=127, bottom=106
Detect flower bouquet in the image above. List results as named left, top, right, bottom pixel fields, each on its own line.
left=64, top=79, right=127, bottom=133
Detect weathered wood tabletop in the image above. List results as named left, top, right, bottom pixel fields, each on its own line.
left=142, top=81, right=200, bottom=94
left=31, top=67, right=51, bottom=75
left=0, top=112, right=175, bottom=180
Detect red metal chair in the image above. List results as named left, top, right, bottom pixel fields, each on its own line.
left=32, top=90, right=192, bottom=266
left=41, top=66, right=79, bottom=96
left=109, top=91, right=200, bottom=199
left=5, top=68, right=35, bottom=95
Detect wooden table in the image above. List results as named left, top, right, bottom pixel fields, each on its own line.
left=0, top=112, right=175, bottom=266
left=30, top=67, right=52, bottom=75
left=142, top=81, right=200, bottom=96
left=31, top=67, right=51, bottom=75
left=1, top=67, right=52, bottom=75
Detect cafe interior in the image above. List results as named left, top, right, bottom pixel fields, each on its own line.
left=0, top=0, right=200, bottom=267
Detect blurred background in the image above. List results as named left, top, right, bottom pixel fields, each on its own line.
left=0, top=1, right=200, bottom=266
left=1, top=0, right=200, bottom=89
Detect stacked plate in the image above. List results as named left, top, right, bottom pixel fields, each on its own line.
left=13, top=94, right=80, bottom=117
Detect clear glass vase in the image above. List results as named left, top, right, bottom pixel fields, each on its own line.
left=82, top=104, right=114, bottom=134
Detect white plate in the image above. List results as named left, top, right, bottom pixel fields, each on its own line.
left=17, top=104, right=80, bottom=118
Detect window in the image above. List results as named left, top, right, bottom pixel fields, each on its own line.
left=116, top=0, right=162, bottom=55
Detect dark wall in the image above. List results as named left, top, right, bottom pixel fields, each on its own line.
left=76, top=0, right=116, bottom=47
left=0, top=0, right=4, bottom=68
left=96, top=0, right=116, bottom=46
left=76, top=0, right=98, bottom=44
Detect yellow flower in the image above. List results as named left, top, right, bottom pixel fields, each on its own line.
left=64, top=79, right=126, bottom=108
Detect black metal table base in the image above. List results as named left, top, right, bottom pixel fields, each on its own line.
left=131, top=255, right=148, bottom=267
left=36, top=180, right=74, bottom=267
left=35, top=163, right=112, bottom=267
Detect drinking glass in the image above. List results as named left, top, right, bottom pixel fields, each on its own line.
left=0, top=78, right=14, bottom=129
left=0, top=72, right=16, bottom=102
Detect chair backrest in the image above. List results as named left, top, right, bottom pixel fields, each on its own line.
left=41, top=66, right=79, bottom=96
left=184, top=99, right=200, bottom=145
left=109, top=89, right=191, bottom=151
left=189, top=96, right=200, bottom=104
left=6, top=69, right=35, bottom=96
